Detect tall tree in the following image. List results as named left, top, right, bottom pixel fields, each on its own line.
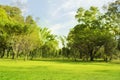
left=68, top=6, right=118, bottom=61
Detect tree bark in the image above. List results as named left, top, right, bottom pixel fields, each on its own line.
left=90, top=50, right=94, bottom=61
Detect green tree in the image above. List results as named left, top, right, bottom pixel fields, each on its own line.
left=68, top=6, right=118, bottom=61
left=39, top=28, right=59, bottom=58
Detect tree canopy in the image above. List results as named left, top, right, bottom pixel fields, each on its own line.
left=0, top=0, right=120, bottom=62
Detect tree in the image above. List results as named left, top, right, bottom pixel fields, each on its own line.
left=0, top=7, right=11, bottom=58
left=0, top=5, right=24, bottom=24
left=105, top=0, right=120, bottom=60
left=59, top=36, right=70, bottom=58
left=39, top=28, right=59, bottom=58
left=67, top=6, right=118, bottom=61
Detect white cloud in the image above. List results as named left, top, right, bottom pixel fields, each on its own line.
left=12, top=0, right=28, bottom=3
left=49, top=18, right=77, bottom=36
left=11, top=0, right=28, bottom=15
left=50, top=24, right=65, bottom=35
left=51, top=0, right=115, bottom=17
left=50, top=0, right=76, bottom=17
left=47, top=0, right=116, bottom=36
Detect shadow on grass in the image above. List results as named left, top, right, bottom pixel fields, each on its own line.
left=31, top=58, right=107, bottom=64
left=1, top=58, right=120, bottom=65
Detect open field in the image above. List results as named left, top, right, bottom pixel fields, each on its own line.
left=0, top=59, right=120, bottom=80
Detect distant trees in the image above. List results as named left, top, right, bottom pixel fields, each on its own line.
left=0, top=0, right=120, bottom=62
left=39, top=28, right=59, bottom=58
left=0, top=5, right=59, bottom=60
left=67, top=0, right=120, bottom=61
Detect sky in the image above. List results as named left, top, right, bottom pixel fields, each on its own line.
left=0, top=0, right=116, bottom=36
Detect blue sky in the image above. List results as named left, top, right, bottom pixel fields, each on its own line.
left=0, top=0, right=115, bottom=36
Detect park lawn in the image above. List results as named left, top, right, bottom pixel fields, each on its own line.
left=0, top=59, right=120, bottom=80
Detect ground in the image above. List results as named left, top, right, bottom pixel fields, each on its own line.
left=0, top=59, right=120, bottom=80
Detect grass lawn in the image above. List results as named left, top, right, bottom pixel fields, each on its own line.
left=0, top=59, right=120, bottom=80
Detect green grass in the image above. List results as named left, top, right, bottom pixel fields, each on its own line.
left=0, top=59, right=120, bottom=80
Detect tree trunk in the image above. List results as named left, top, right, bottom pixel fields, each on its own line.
left=24, top=54, right=28, bottom=61
left=1, top=48, right=5, bottom=58
left=12, top=52, right=15, bottom=59
left=90, top=56, right=94, bottom=61
left=90, top=50, right=94, bottom=61
left=7, top=49, right=10, bottom=58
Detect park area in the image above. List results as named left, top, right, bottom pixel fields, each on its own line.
left=0, top=0, right=120, bottom=80
left=0, top=59, right=120, bottom=80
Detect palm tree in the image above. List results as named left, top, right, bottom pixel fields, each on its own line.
left=39, top=27, right=59, bottom=58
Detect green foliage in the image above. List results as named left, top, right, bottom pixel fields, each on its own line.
left=68, top=5, right=119, bottom=61
left=39, top=28, right=59, bottom=58
left=0, top=0, right=120, bottom=61
left=0, top=5, right=59, bottom=60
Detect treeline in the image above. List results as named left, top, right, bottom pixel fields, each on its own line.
left=0, top=5, right=59, bottom=60
left=67, top=0, right=120, bottom=62
left=0, top=0, right=120, bottom=62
